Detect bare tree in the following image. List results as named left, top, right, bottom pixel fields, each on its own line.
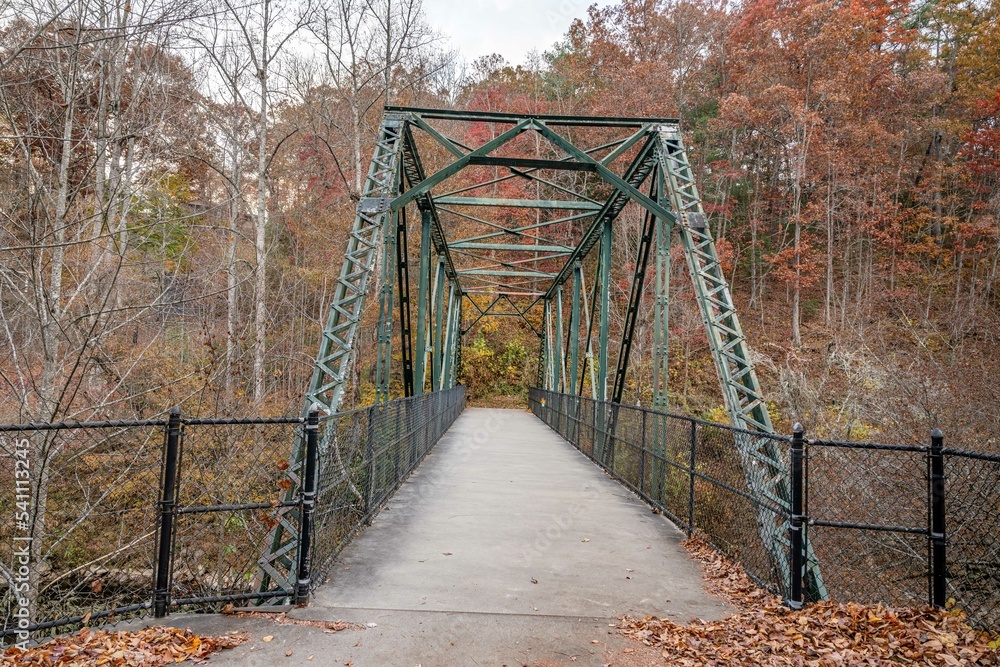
left=310, top=0, right=444, bottom=194
left=0, top=0, right=207, bottom=612
left=197, top=0, right=313, bottom=404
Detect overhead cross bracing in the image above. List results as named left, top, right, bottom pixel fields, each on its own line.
left=260, top=106, right=826, bottom=605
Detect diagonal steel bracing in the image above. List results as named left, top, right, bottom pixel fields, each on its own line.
left=655, top=128, right=827, bottom=601
left=263, top=106, right=826, bottom=604
left=259, top=114, right=406, bottom=593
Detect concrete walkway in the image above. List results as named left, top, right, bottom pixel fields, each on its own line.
left=172, top=408, right=730, bottom=666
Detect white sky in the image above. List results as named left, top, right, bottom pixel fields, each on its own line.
left=422, top=0, right=617, bottom=67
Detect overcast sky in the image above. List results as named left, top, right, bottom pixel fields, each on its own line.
left=422, top=0, right=616, bottom=67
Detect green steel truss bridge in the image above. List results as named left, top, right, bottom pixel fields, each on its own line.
left=260, top=107, right=826, bottom=602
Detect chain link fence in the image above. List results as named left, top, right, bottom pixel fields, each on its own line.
left=529, top=387, right=1000, bottom=636
left=0, top=386, right=465, bottom=643
left=528, top=388, right=794, bottom=598
left=311, top=387, right=466, bottom=587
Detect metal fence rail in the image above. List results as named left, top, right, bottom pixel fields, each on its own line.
left=528, top=387, right=795, bottom=598
left=0, top=386, right=465, bottom=643
left=310, top=387, right=466, bottom=587
left=529, top=387, right=1000, bottom=635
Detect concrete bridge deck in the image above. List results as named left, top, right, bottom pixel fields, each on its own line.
left=171, top=408, right=730, bottom=666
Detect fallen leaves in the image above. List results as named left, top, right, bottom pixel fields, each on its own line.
left=2, top=626, right=246, bottom=666
left=235, top=610, right=357, bottom=632
left=619, top=538, right=1000, bottom=666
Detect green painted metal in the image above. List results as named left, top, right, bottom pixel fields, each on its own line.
left=451, top=211, right=595, bottom=245
left=541, top=300, right=551, bottom=390
left=260, top=113, right=405, bottom=593
left=411, top=114, right=465, bottom=158
left=600, top=125, right=653, bottom=166
left=383, top=105, right=678, bottom=128
left=649, top=169, right=671, bottom=505
left=568, top=263, right=582, bottom=396
left=374, top=199, right=399, bottom=403
left=542, top=138, right=659, bottom=299
left=440, top=282, right=458, bottom=390
left=449, top=293, right=461, bottom=387
left=611, top=184, right=657, bottom=405
left=432, top=258, right=446, bottom=390
left=392, top=120, right=530, bottom=211
left=434, top=196, right=602, bottom=210
left=466, top=155, right=597, bottom=172
left=597, top=223, right=612, bottom=404
left=452, top=298, right=463, bottom=387
left=578, top=259, right=599, bottom=401
left=449, top=242, right=572, bottom=253
left=555, top=286, right=566, bottom=392
left=277, top=106, right=825, bottom=606
left=533, top=122, right=675, bottom=224
left=413, top=210, right=433, bottom=395
left=458, top=268, right=556, bottom=279
left=395, top=205, right=415, bottom=397
left=595, top=222, right=612, bottom=464
left=655, top=127, right=826, bottom=601
left=652, top=168, right=670, bottom=413
left=399, top=125, right=459, bottom=283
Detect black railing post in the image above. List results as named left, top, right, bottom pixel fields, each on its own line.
left=787, top=423, right=805, bottom=610
left=154, top=407, right=181, bottom=618
left=930, top=428, right=947, bottom=608
left=295, top=409, right=320, bottom=605
left=688, top=420, right=697, bottom=536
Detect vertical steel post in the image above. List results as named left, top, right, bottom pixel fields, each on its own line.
left=569, top=262, right=582, bottom=396
left=542, top=300, right=552, bottom=390
left=453, top=298, right=463, bottom=386
left=787, top=423, right=805, bottom=610
left=432, top=257, right=446, bottom=390
left=930, top=428, right=947, bottom=608
left=569, top=264, right=583, bottom=442
left=413, top=210, right=432, bottom=394
left=154, top=407, right=181, bottom=618
left=440, top=283, right=458, bottom=390
left=374, top=198, right=399, bottom=403
left=555, top=286, right=565, bottom=392
left=597, top=221, right=612, bottom=403
left=652, top=167, right=670, bottom=413
left=295, top=410, right=319, bottom=604
left=396, top=205, right=414, bottom=397
left=596, top=221, right=612, bottom=464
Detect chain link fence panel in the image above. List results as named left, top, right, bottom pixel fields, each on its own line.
left=0, top=386, right=466, bottom=644
left=530, top=387, right=1000, bottom=636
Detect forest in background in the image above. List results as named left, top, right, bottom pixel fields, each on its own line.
left=1, top=0, right=999, bottom=450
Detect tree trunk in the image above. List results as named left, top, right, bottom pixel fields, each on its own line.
left=253, top=16, right=270, bottom=406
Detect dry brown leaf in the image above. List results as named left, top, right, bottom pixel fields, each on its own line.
left=2, top=626, right=246, bottom=666
left=618, top=537, right=1000, bottom=666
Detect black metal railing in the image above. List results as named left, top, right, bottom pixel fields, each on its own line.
left=0, top=386, right=465, bottom=643
left=529, top=387, right=1000, bottom=635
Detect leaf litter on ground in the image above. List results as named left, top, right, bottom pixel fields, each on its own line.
left=619, top=537, right=1000, bottom=666
left=2, top=625, right=246, bottom=666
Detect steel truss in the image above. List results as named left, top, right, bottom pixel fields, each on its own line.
left=262, top=106, right=825, bottom=601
